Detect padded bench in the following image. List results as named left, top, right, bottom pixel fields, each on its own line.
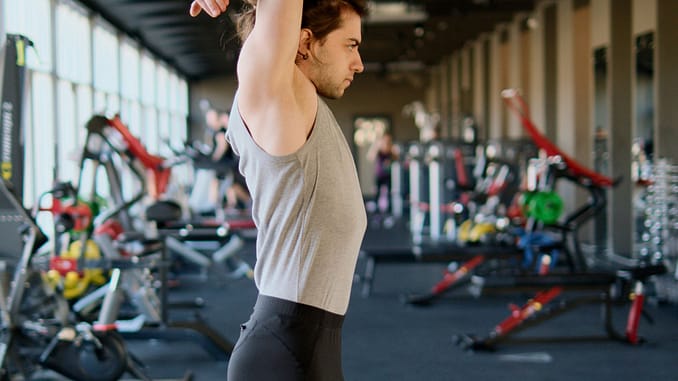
left=358, top=240, right=523, bottom=297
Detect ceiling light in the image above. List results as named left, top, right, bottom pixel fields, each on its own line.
left=365, top=1, right=428, bottom=24
left=526, top=17, right=539, bottom=29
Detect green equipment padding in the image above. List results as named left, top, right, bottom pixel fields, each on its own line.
left=526, top=191, right=564, bottom=224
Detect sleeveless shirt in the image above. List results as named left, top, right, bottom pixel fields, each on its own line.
left=226, top=93, right=367, bottom=315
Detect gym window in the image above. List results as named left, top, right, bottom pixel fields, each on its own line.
left=2, top=0, right=189, bottom=232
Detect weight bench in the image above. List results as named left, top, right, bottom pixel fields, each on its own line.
left=358, top=241, right=524, bottom=298
left=455, top=264, right=667, bottom=351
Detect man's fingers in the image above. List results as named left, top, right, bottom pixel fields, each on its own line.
left=189, top=0, right=226, bottom=18
left=215, top=0, right=229, bottom=12
left=189, top=1, right=203, bottom=17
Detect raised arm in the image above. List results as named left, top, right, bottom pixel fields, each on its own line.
left=238, top=1, right=303, bottom=94
left=190, top=0, right=313, bottom=156
left=236, top=0, right=314, bottom=156
left=190, top=0, right=300, bottom=87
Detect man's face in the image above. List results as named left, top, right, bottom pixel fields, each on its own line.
left=308, top=9, right=364, bottom=99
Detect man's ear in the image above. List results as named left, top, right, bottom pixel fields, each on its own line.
left=298, top=28, right=313, bottom=56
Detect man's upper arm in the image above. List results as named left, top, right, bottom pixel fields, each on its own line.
left=237, top=0, right=303, bottom=92
left=235, top=1, right=311, bottom=156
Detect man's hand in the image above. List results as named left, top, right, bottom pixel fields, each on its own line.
left=189, top=0, right=230, bottom=18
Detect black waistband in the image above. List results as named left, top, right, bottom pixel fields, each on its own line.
left=253, top=294, right=344, bottom=329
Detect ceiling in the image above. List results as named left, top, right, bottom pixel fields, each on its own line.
left=76, top=0, right=536, bottom=81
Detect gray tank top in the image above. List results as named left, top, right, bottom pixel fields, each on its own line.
left=227, top=93, right=367, bottom=315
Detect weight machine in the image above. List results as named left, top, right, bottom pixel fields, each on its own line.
left=73, top=114, right=240, bottom=361
left=0, top=33, right=173, bottom=381
left=359, top=138, right=544, bottom=301
left=453, top=89, right=667, bottom=351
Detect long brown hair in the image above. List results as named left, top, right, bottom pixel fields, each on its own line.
left=236, top=0, right=368, bottom=43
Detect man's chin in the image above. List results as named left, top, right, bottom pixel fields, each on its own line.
left=319, top=89, right=344, bottom=100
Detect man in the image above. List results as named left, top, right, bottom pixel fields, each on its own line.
left=190, top=1, right=368, bottom=379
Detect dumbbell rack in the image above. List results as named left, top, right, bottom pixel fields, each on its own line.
left=638, top=158, right=678, bottom=302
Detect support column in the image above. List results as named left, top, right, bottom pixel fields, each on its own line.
left=450, top=52, right=461, bottom=138
left=591, top=0, right=610, bottom=248
left=460, top=46, right=472, bottom=117
left=425, top=66, right=439, bottom=118
left=655, top=0, right=678, bottom=162
left=528, top=2, right=547, bottom=132
left=555, top=0, right=577, bottom=212
left=573, top=0, right=592, bottom=166
left=519, top=17, right=532, bottom=138
left=608, top=0, right=633, bottom=255
left=543, top=3, right=558, bottom=142
left=556, top=0, right=575, bottom=158
left=438, top=58, right=450, bottom=138
left=573, top=0, right=593, bottom=242
left=472, top=36, right=487, bottom=139
left=507, top=16, right=523, bottom=138
left=465, top=40, right=488, bottom=141
left=488, top=30, right=502, bottom=139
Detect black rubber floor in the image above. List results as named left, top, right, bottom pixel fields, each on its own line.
left=123, top=236, right=678, bottom=381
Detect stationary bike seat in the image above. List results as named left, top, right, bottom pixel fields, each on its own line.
left=145, top=200, right=183, bottom=223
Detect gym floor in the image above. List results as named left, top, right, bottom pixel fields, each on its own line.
left=121, top=236, right=678, bottom=381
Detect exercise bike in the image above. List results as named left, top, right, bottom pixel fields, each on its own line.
left=0, top=32, right=160, bottom=381
left=71, top=115, right=237, bottom=362
left=86, top=115, right=254, bottom=281
left=0, top=178, right=156, bottom=380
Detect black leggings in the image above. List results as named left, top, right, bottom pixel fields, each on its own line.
left=227, top=294, right=345, bottom=381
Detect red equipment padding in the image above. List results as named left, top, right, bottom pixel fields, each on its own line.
left=538, top=254, right=552, bottom=275
left=431, top=255, right=485, bottom=294
left=414, top=202, right=430, bottom=212
left=225, top=219, right=257, bottom=230
left=64, top=203, right=93, bottom=232
left=93, top=323, right=119, bottom=332
left=46, top=198, right=93, bottom=233
left=107, top=116, right=171, bottom=198
left=625, top=282, right=644, bottom=344
left=49, top=257, right=80, bottom=276
left=502, top=89, right=615, bottom=188
left=453, top=148, right=470, bottom=189
left=486, top=178, right=506, bottom=197
left=95, top=219, right=125, bottom=239
left=494, top=286, right=563, bottom=335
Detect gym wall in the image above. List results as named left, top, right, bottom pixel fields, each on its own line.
left=417, top=0, right=676, bottom=256
left=190, top=71, right=426, bottom=196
